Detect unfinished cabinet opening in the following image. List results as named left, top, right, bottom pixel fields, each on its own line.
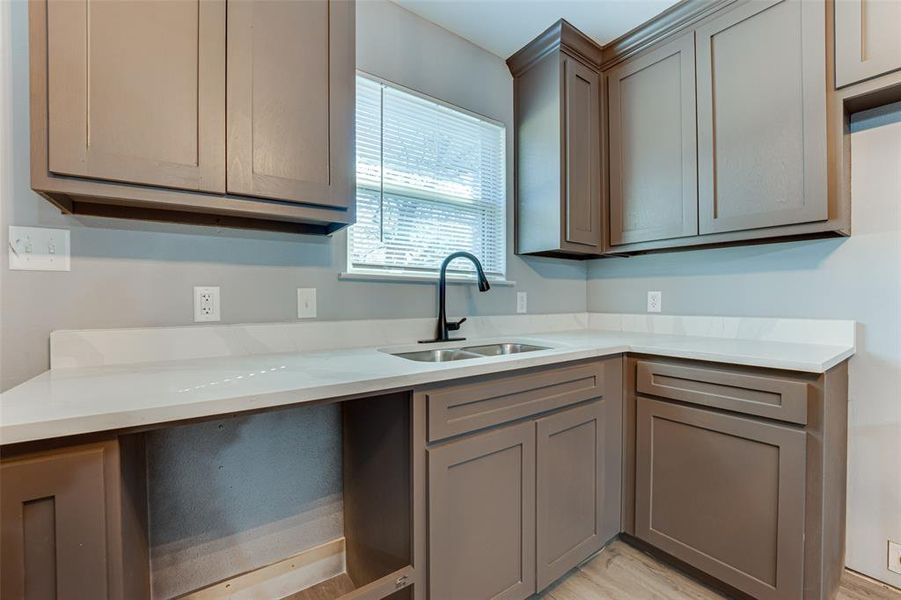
left=143, top=394, right=412, bottom=600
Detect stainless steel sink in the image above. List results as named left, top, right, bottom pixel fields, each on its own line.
left=391, top=342, right=550, bottom=362
left=391, top=348, right=483, bottom=362
left=462, top=343, right=550, bottom=356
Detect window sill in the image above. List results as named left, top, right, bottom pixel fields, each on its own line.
left=338, top=270, right=515, bottom=286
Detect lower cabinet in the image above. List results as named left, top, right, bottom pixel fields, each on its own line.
left=0, top=438, right=148, bottom=600
left=427, top=378, right=621, bottom=600
left=635, top=396, right=806, bottom=600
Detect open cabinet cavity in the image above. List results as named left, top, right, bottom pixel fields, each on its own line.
left=133, top=393, right=412, bottom=600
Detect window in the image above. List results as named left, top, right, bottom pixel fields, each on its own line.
left=348, top=75, right=506, bottom=281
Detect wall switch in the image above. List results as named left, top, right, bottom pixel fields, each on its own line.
left=516, top=292, right=528, bottom=314
left=889, top=541, right=901, bottom=575
left=297, top=288, right=317, bottom=319
left=8, top=226, right=70, bottom=271
left=194, top=286, right=220, bottom=322
left=647, top=291, right=662, bottom=313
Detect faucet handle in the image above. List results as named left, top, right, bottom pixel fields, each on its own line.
left=446, top=317, right=467, bottom=331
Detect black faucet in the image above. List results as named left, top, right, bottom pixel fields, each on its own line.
left=421, top=251, right=491, bottom=343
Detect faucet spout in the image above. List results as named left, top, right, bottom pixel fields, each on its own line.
left=421, top=251, right=491, bottom=343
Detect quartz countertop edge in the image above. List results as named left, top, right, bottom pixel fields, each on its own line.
left=0, top=329, right=856, bottom=446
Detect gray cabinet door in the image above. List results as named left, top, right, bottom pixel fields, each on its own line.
left=45, top=0, right=225, bottom=192
left=1, top=444, right=112, bottom=599
left=635, top=396, right=806, bottom=600
left=607, top=34, right=698, bottom=246
left=696, top=0, right=827, bottom=234
left=563, top=57, right=603, bottom=249
left=227, top=0, right=354, bottom=208
left=429, top=421, right=536, bottom=600
left=835, top=0, right=901, bottom=88
left=536, top=400, right=607, bottom=591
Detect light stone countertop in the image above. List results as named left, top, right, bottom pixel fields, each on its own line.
left=0, top=317, right=856, bottom=445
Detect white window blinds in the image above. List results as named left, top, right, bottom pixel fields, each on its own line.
left=349, top=75, right=506, bottom=279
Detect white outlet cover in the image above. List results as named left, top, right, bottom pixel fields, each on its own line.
left=297, top=288, right=317, bottom=319
left=516, top=291, right=528, bottom=314
left=889, top=540, right=901, bottom=575
left=194, top=286, right=220, bottom=322
left=647, top=291, right=662, bottom=313
left=8, top=226, right=70, bottom=271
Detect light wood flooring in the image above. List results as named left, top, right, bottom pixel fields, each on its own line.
left=540, top=540, right=901, bottom=600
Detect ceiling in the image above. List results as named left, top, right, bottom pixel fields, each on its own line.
left=390, top=0, right=681, bottom=59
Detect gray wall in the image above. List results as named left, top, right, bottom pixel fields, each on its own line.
left=588, top=106, right=901, bottom=587
left=0, top=0, right=587, bottom=393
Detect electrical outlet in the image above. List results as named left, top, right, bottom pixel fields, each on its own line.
left=889, top=540, right=901, bottom=575
left=194, top=286, right=220, bottom=322
left=297, top=288, right=317, bottom=319
left=517, top=292, right=528, bottom=314
left=8, top=226, right=70, bottom=271
left=647, top=291, right=662, bottom=313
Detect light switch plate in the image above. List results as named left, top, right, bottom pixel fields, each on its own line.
left=516, top=292, right=528, bottom=314
left=8, top=226, right=70, bottom=271
left=297, top=288, right=317, bottom=319
left=194, top=286, right=220, bottom=322
left=647, top=291, right=662, bottom=313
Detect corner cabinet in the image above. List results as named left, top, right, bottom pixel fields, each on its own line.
left=508, top=21, right=605, bottom=258
left=624, top=357, right=850, bottom=600
left=29, top=0, right=355, bottom=234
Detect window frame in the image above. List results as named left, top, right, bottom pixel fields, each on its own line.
left=344, top=72, right=508, bottom=284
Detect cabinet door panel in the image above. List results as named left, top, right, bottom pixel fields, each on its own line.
left=1, top=446, right=111, bottom=599
left=46, top=0, right=225, bottom=192
left=564, top=58, right=602, bottom=248
left=227, top=0, right=354, bottom=208
left=635, top=396, right=806, bottom=600
left=536, top=400, right=607, bottom=590
left=835, top=0, right=901, bottom=88
left=608, top=35, right=698, bottom=245
left=429, top=422, right=536, bottom=600
left=696, top=0, right=827, bottom=234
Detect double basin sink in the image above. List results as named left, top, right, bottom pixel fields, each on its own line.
left=391, top=342, right=550, bottom=362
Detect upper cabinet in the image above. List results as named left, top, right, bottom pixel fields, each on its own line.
left=45, top=0, right=225, bottom=193
left=508, top=21, right=605, bottom=258
left=226, top=0, right=354, bottom=208
left=509, top=1, right=857, bottom=259
left=607, top=34, right=697, bottom=246
left=696, top=0, right=827, bottom=234
left=835, top=0, right=901, bottom=88
left=30, top=0, right=355, bottom=234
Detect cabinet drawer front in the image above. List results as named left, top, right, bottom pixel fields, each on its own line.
left=427, top=360, right=608, bottom=441
left=636, top=397, right=805, bottom=600
left=636, top=360, right=809, bottom=424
